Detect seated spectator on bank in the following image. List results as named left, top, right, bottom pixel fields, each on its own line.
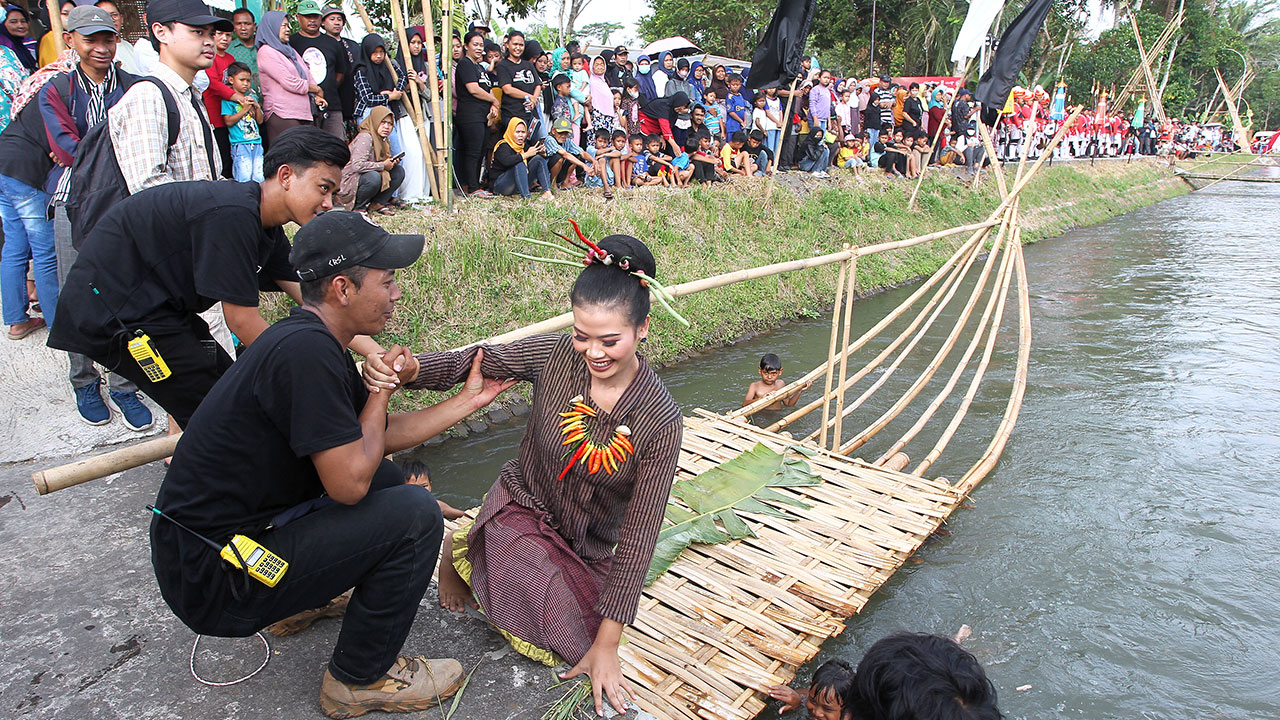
left=338, top=106, right=403, bottom=214
left=837, top=134, right=866, bottom=172
left=798, top=127, right=831, bottom=177
left=746, top=129, right=773, bottom=176
left=876, top=128, right=910, bottom=177
left=637, top=90, right=689, bottom=156
left=545, top=116, right=593, bottom=190
left=149, top=211, right=517, bottom=719
left=490, top=117, right=553, bottom=200
left=47, top=128, right=382, bottom=429
left=849, top=632, right=1001, bottom=720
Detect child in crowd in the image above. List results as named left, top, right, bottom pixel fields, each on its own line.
left=613, top=130, right=634, bottom=188
left=585, top=132, right=620, bottom=198
left=724, top=74, right=751, bottom=136
left=401, top=460, right=464, bottom=520
left=643, top=133, right=677, bottom=186
left=720, top=130, right=756, bottom=178
left=762, top=86, right=783, bottom=155
left=703, top=90, right=724, bottom=141
left=752, top=93, right=779, bottom=150
left=912, top=135, right=931, bottom=172
left=569, top=53, right=589, bottom=110
left=768, top=658, right=855, bottom=720
left=837, top=135, right=865, bottom=174
left=687, top=131, right=726, bottom=183
left=746, top=129, right=773, bottom=176
left=629, top=134, right=663, bottom=186
left=544, top=117, right=593, bottom=189
left=221, top=62, right=264, bottom=182
left=744, top=353, right=812, bottom=409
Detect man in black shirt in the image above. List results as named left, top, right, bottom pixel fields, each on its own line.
left=47, top=127, right=379, bottom=428
left=321, top=4, right=358, bottom=134
left=496, top=29, right=541, bottom=133
left=149, top=211, right=516, bottom=718
left=290, top=0, right=349, bottom=139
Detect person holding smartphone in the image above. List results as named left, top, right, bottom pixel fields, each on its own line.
left=490, top=118, right=553, bottom=200
left=337, top=106, right=405, bottom=214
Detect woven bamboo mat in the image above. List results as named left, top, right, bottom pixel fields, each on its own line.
left=444, top=408, right=966, bottom=720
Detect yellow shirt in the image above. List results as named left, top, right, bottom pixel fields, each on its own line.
left=38, top=32, right=59, bottom=68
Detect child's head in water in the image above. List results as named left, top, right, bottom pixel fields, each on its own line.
left=401, top=459, right=431, bottom=489
left=807, top=658, right=855, bottom=720
left=759, top=352, right=783, bottom=384
left=849, top=633, right=1001, bottom=720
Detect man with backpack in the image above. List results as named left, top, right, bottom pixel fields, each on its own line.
left=48, top=128, right=383, bottom=429
left=38, top=4, right=153, bottom=430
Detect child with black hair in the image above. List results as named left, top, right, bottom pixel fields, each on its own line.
left=585, top=132, right=621, bottom=198
left=849, top=633, right=1001, bottom=720
left=720, top=130, right=756, bottom=177
left=744, top=353, right=812, bottom=410
left=401, top=459, right=465, bottom=520
left=686, top=131, right=721, bottom=184
left=768, top=658, right=856, bottom=720
left=629, top=134, right=663, bottom=187
left=616, top=131, right=637, bottom=187
left=724, top=73, right=751, bottom=136
left=643, top=133, right=677, bottom=186
left=746, top=129, right=774, bottom=176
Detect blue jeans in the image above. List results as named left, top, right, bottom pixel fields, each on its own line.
left=766, top=129, right=780, bottom=156
left=0, top=174, right=56, bottom=326
left=867, top=127, right=880, bottom=149
left=799, top=148, right=831, bottom=172
left=230, top=143, right=264, bottom=182
left=491, top=155, right=551, bottom=198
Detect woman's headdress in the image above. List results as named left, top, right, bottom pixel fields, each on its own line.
left=512, top=219, right=690, bottom=327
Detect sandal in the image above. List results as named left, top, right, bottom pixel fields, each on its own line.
left=8, top=317, right=45, bottom=340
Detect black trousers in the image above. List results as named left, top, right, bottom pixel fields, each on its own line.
left=354, top=165, right=406, bottom=209
left=100, top=314, right=234, bottom=428
left=879, top=150, right=908, bottom=175
left=214, top=126, right=234, bottom=179
left=165, top=460, right=444, bottom=685
left=455, top=120, right=487, bottom=191
left=691, top=160, right=717, bottom=183
left=778, top=123, right=798, bottom=168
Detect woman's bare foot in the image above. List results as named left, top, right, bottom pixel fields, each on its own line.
left=437, top=531, right=477, bottom=612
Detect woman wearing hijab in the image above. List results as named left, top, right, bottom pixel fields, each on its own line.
left=689, top=61, right=706, bottom=99
left=338, top=106, right=404, bottom=214
left=490, top=117, right=552, bottom=200
left=392, top=25, right=430, bottom=204
left=709, top=64, right=729, bottom=102
left=798, top=126, right=831, bottom=176
left=652, top=51, right=673, bottom=97
left=637, top=91, right=689, bottom=156
left=256, top=11, right=322, bottom=145
left=586, top=55, right=617, bottom=145
left=617, top=77, right=640, bottom=134
left=633, top=54, right=656, bottom=103
left=1, top=5, right=37, bottom=73
left=352, top=34, right=406, bottom=122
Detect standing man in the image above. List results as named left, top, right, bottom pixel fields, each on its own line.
left=321, top=4, right=358, bottom=136
left=606, top=45, right=632, bottom=88
left=48, top=128, right=381, bottom=428
left=867, top=74, right=895, bottom=149
left=496, top=30, right=540, bottom=135
left=39, top=5, right=152, bottom=430
left=227, top=7, right=259, bottom=93
left=950, top=88, right=981, bottom=169
left=290, top=0, right=349, bottom=140
left=148, top=211, right=514, bottom=719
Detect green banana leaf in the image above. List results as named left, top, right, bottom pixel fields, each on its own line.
left=645, top=443, right=823, bottom=585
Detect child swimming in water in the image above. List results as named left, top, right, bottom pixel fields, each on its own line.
left=768, top=657, right=855, bottom=719
left=401, top=459, right=465, bottom=520
left=743, top=353, right=813, bottom=410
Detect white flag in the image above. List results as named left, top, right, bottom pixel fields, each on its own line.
left=951, top=0, right=1006, bottom=63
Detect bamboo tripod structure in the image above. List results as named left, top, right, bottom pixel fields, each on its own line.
left=1113, top=8, right=1183, bottom=114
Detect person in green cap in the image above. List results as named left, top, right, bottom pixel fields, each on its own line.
left=290, top=0, right=349, bottom=139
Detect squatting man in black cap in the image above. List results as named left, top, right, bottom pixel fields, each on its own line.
left=146, top=210, right=517, bottom=718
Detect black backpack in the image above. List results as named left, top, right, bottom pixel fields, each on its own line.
left=63, top=75, right=181, bottom=249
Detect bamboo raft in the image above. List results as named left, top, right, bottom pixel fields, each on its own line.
left=33, top=107, right=1090, bottom=720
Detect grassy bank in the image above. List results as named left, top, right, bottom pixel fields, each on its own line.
left=266, top=157, right=1186, bottom=412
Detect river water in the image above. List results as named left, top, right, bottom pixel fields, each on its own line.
left=405, top=174, right=1280, bottom=718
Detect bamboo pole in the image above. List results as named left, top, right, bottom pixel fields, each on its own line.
left=832, top=256, right=857, bottom=449
left=388, top=0, right=441, bottom=201
left=955, top=229, right=1031, bottom=495
left=48, top=0, right=67, bottom=53
left=877, top=217, right=1016, bottom=466
left=1129, top=12, right=1168, bottom=123
left=818, top=256, right=849, bottom=450
left=417, top=0, right=448, bottom=195
left=442, top=0, right=454, bottom=208
left=1191, top=155, right=1261, bottom=191
left=1214, top=67, right=1251, bottom=152
left=912, top=207, right=1019, bottom=475
left=909, top=59, right=971, bottom=209
left=33, top=436, right=180, bottom=495
left=976, top=119, right=1009, bottom=200
left=768, top=76, right=800, bottom=187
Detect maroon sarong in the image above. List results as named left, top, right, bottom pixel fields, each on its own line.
left=468, top=495, right=612, bottom=664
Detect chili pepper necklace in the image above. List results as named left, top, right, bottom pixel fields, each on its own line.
left=556, top=395, right=633, bottom=481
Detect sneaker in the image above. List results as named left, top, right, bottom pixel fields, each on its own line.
left=319, top=656, right=464, bottom=719
left=108, top=390, right=154, bottom=431
left=267, top=591, right=351, bottom=637
left=74, top=383, right=111, bottom=426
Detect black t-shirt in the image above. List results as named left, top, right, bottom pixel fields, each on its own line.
left=290, top=32, right=349, bottom=109
left=496, top=57, right=539, bottom=119
left=951, top=99, right=973, bottom=135
left=749, top=142, right=774, bottom=168
left=150, top=306, right=367, bottom=630
left=904, top=96, right=923, bottom=127
left=0, top=98, right=55, bottom=190
left=868, top=86, right=895, bottom=130
left=48, top=181, right=294, bottom=357
left=455, top=56, right=493, bottom=123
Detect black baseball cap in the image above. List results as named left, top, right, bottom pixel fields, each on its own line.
left=614, top=45, right=628, bottom=55
left=145, top=0, right=232, bottom=31
left=879, top=74, right=892, bottom=82
left=291, top=212, right=424, bottom=282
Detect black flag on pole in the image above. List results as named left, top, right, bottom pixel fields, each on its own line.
left=747, top=0, right=817, bottom=90
left=975, top=0, right=1056, bottom=125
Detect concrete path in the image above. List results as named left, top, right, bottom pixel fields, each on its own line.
left=1, top=324, right=164, bottom=464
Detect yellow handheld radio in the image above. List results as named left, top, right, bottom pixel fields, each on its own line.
left=126, top=332, right=172, bottom=382
left=220, top=535, right=289, bottom=587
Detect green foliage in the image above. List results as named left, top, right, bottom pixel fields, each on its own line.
left=579, top=21, right=622, bottom=45
left=638, top=0, right=776, bottom=59
left=646, top=444, right=822, bottom=585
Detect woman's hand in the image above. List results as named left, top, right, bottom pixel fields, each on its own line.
left=458, top=349, right=517, bottom=411
left=363, top=346, right=419, bottom=393
left=560, top=641, right=634, bottom=717
left=768, top=685, right=803, bottom=713
left=383, top=159, right=397, bottom=171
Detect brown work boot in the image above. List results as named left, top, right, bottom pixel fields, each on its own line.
left=319, top=656, right=465, bottom=719
left=267, top=591, right=351, bottom=637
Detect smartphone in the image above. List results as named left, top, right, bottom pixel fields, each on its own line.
left=391, top=151, right=406, bottom=162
